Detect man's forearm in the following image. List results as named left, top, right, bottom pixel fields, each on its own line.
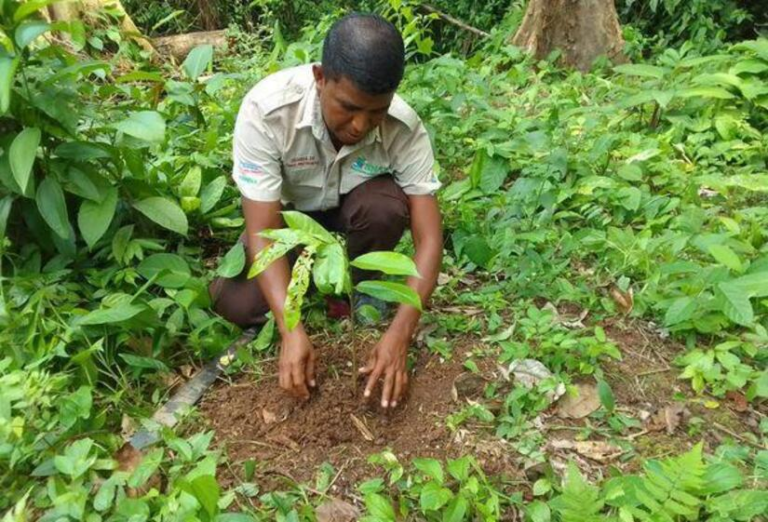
left=390, top=195, right=443, bottom=340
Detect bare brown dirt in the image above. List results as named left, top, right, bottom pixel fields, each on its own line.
left=200, top=332, right=520, bottom=493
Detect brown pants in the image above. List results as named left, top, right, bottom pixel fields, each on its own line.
left=209, top=176, right=410, bottom=328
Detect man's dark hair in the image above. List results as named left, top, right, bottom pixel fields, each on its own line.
left=321, top=13, right=405, bottom=95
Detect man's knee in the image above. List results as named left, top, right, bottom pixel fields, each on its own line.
left=344, top=176, right=410, bottom=232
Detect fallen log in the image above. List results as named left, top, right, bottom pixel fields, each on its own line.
left=153, top=30, right=228, bottom=61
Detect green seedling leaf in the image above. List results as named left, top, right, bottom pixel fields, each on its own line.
left=0, top=53, right=19, bottom=114
left=15, top=21, right=50, bottom=48
left=420, top=482, right=453, bottom=511
left=314, top=242, right=348, bottom=294
left=248, top=240, right=298, bottom=279
left=282, top=210, right=335, bottom=243
left=351, top=251, right=420, bottom=277
left=355, top=281, right=422, bottom=310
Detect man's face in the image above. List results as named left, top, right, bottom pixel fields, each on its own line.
left=313, top=65, right=394, bottom=147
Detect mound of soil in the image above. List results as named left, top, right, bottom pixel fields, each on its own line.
left=200, top=333, right=515, bottom=491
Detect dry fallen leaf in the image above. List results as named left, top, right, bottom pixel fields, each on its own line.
left=556, top=383, right=601, bottom=419
left=645, top=403, right=688, bottom=434
left=262, top=407, right=278, bottom=424
left=115, top=443, right=143, bottom=473
left=180, top=364, right=195, bottom=379
left=725, top=391, right=748, bottom=413
left=120, top=415, right=137, bottom=440
left=549, top=439, right=623, bottom=462
left=316, top=498, right=360, bottom=522
left=437, top=272, right=451, bottom=286
left=609, top=285, right=634, bottom=315
left=504, top=359, right=566, bottom=402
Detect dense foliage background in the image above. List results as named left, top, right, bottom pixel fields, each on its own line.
left=1, top=0, right=766, bottom=520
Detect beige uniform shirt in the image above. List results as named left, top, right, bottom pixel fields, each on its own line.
left=232, top=65, right=440, bottom=211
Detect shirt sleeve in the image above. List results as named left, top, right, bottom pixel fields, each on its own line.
left=390, top=120, right=441, bottom=196
left=232, top=99, right=283, bottom=202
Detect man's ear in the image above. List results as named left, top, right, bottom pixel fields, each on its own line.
left=312, top=65, right=325, bottom=89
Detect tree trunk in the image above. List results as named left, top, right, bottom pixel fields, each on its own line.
left=512, top=0, right=626, bottom=71
left=45, top=0, right=156, bottom=55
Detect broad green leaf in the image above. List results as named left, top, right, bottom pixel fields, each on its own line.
left=59, top=386, right=92, bottom=429
left=179, top=165, right=201, bottom=197
left=113, top=111, right=166, bottom=143
left=413, top=458, right=444, bottom=483
left=284, top=250, right=313, bottom=330
left=216, top=243, right=246, bottom=278
left=0, top=54, right=19, bottom=114
left=708, top=244, right=743, bottom=272
left=78, top=187, right=118, bottom=248
left=442, top=495, right=469, bottom=522
left=706, top=489, right=768, bottom=520
left=597, top=379, right=615, bottom=413
left=137, top=253, right=191, bottom=288
left=133, top=197, right=188, bottom=235
left=364, top=493, right=395, bottom=521
left=664, top=296, right=697, bottom=326
left=314, top=242, right=347, bottom=294
left=200, top=175, right=227, bottom=213
left=700, top=463, right=743, bottom=495
left=55, top=142, right=112, bottom=161
left=10, top=127, right=40, bottom=193
left=282, top=210, right=335, bottom=243
left=614, top=63, right=668, bottom=79
left=677, top=87, right=735, bottom=99
left=15, top=21, right=50, bottom=48
left=462, top=236, right=494, bottom=268
left=13, top=0, right=59, bottom=21
left=182, top=44, right=214, bottom=81
left=718, top=283, right=753, bottom=325
left=0, top=195, right=12, bottom=238
left=447, top=456, right=471, bottom=482
left=94, top=474, right=125, bottom=512
left=188, top=475, right=220, bottom=517
left=119, top=354, right=169, bottom=372
left=469, top=150, right=508, bottom=193
left=420, top=482, right=452, bottom=511
left=36, top=177, right=70, bottom=239
left=526, top=501, right=551, bottom=522
left=128, top=448, right=163, bottom=488
left=355, top=281, right=422, bottom=310
left=79, top=303, right=146, bottom=325
left=248, top=240, right=299, bottom=279
left=351, top=251, right=420, bottom=277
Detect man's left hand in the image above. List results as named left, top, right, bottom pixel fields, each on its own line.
left=359, top=330, right=409, bottom=409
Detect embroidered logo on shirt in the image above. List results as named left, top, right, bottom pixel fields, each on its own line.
left=350, top=156, right=390, bottom=177
left=285, top=155, right=319, bottom=169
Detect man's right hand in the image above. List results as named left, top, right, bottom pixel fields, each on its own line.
left=278, top=325, right=316, bottom=400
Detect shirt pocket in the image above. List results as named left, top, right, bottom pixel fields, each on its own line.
left=282, top=171, right=325, bottom=210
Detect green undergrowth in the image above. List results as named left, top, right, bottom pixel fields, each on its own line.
left=1, top=0, right=767, bottom=520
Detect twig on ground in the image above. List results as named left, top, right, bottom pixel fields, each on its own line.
left=637, top=367, right=672, bottom=377
left=712, top=422, right=767, bottom=450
